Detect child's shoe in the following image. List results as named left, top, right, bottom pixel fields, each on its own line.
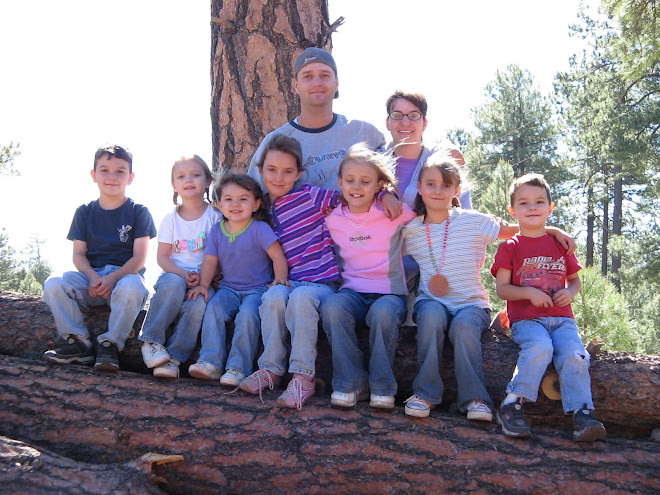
left=43, top=336, right=94, bottom=365
left=404, top=395, right=433, bottom=418
left=94, top=340, right=120, bottom=372
left=153, top=359, right=180, bottom=379
left=330, top=387, right=369, bottom=408
left=466, top=400, right=493, bottom=422
left=239, top=369, right=281, bottom=395
left=573, top=405, right=607, bottom=442
left=141, top=342, right=170, bottom=368
left=189, top=361, right=222, bottom=380
left=370, top=394, right=395, bottom=409
left=220, top=369, right=246, bottom=387
left=277, top=375, right=315, bottom=410
left=496, top=399, right=532, bottom=438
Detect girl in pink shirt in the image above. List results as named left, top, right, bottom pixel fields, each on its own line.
left=320, top=143, right=415, bottom=410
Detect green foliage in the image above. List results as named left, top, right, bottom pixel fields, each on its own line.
left=0, top=232, right=18, bottom=289
left=0, top=232, right=51, bottom=295
left=573, top=266, right=645, bottom=352
left=472, top=65, right=560, bottom=180
left=0, top=142, right=21, bottom=176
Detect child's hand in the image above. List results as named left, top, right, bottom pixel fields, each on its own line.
left=553, top=231, right=577, bottom=255
left=553, top=288, right=573, bottom=307
left=381, top=192, right=403, bottom=220
left=89, top=276, right=116, bottom=299
left=269, top=278, right=290, bottom=288
left=187, top=285, right=209, bottom=302
left=528, top=288, right=554, bottom=308
left=185, top=271, right=200, bottom=288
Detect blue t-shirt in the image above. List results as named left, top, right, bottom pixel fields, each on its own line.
left=205, top=219, right=279, bottom=290
left=67, top=198, right=157, bottom=270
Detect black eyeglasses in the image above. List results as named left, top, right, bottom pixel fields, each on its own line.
left=388, top=111, right=423, bottom=121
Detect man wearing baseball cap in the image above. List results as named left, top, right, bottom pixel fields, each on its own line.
left=247, top=47, right=385, bottom=190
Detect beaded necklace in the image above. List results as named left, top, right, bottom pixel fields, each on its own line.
left=425, top=213, right=451, bottom=297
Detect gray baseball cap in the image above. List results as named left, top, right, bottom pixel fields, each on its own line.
left=294, top=47, right=337, bottom=76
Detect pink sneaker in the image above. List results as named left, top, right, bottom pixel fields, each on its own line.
left=239, top=369, right=281, bottom=395
left=277, top=375, right=315, bottom=410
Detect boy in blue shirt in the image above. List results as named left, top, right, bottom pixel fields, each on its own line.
left=491, top=173, right=606, bottom=442
left=43, top=145, right=156, bottom=371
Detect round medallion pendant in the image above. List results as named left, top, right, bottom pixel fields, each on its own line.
left=428, top=274, right=449, bottom=297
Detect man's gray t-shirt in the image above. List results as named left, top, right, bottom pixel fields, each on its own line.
left=247, top=113, right=385, bottom=191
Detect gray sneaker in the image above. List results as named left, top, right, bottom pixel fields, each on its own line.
left=94, top=341, right=120, bottom=372
left=573, top=406, right=607, bottom=442
left=496, top=399, right=532, bottom=438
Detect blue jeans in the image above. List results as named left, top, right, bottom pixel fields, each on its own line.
left=413, top=299, right=492, bottom=410
left=43, top=266, right=149, bottom=351
left=258, top=281, right=337, bottom=377
left=138, top=272, right=214, bottom=363
left=509, top=317, right=593, bottom=413
left=197, top=285, right=267, bottom=375
left=320, top=289, right=406, bottom=396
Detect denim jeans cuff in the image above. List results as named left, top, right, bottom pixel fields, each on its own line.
left=505, top=385, right=539, bottom=403
left=261, top=365, right=285, bottom=377
left=289, top=367, right=315, bottom=378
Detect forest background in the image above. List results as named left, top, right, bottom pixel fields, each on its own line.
left=0, top=0, right=658, bottom=354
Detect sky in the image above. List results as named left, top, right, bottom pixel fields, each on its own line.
left=0, top=0, right=591, bottom=288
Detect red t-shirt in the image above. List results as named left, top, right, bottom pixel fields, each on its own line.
left=491, top=234, right=582, bottom=324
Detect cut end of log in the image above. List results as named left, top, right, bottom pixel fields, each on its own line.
left=541, top=371, right=562, bottom=400
left=128, top=453, right=185, bottom=475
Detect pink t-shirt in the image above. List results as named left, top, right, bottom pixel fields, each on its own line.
left=325, top=202, right=416, bottom=295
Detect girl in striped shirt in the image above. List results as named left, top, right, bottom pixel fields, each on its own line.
left=401, top=153, right=575, bottom=420
left=238, top=134, right=342, bottom=409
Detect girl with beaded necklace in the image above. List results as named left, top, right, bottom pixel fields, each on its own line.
left=401, top=153, right=576, bottom=420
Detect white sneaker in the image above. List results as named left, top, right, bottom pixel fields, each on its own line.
left=330, top=387, right=369, bottom=408
left=404, top=395, right=433, bottom=418
left=153, top=359, right=180, bottom=379
left=370, top=394, right=395, bottom=409
left=466, top=399, right=493, bottom=422
left=189, top=361, right=222, bottom=380
left=220, top=369, right=246, bottom=387
left=141, top=342, right=170, bottom=368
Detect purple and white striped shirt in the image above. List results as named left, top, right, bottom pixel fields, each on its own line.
left=269, top=184, right=340, bottom=283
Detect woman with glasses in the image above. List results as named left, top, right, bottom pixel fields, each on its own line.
left=382, top=90, right=471, bottom=295
left=382, top=90, right=471, bottom=209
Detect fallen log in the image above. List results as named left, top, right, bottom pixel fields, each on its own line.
left=1, top=355, right=659, bottom=495
left=1, top=291, right=659, bottom=436
left=0, top=435, right=180, bottom=495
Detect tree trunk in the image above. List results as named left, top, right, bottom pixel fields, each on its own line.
left=601, top=195, right=609, bottom=276
left=611, top=172, right=623, bottom=290
left=210, top=0, right=333, bottom=172
left=586, top=186, right=595, bottom=267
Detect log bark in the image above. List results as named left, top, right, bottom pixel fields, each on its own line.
left=1, top=354, right=659, bottom=494
left=0, top=436, right=179, bottom=495
left=210, top=0, right=333, bottom=171
left=1, top=290, right=659, bottom=437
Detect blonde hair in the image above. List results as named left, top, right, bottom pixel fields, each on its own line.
left=338, top=143, right=398, bottom=193
left=171, top=154, right=214, bottom=205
